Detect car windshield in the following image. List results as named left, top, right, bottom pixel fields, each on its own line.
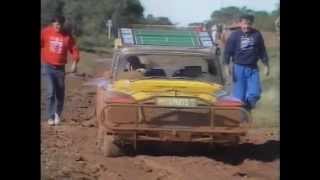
left=115, top=54, right=222, bottom=83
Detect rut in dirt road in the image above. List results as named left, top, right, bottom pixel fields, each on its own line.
left=132, top=140, right=279, bottom=165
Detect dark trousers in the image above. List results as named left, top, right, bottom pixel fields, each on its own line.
left=42, top=64, right=65, bottom=120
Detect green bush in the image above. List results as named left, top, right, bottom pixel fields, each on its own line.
left=78, top=33, right=114, bottom=50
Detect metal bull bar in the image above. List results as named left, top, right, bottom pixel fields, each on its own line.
left=100, top=103, right=252, bottom=132
left=99, top=103, right=252, bottom=149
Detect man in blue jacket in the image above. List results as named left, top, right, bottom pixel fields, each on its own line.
left=224, top=14, right=270, bottom=111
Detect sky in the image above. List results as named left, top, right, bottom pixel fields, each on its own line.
left=140, top=0, right=279, bottom=26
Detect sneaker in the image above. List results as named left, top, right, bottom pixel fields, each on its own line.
left=48, top=119, right=55, bottom=126
left=54, top=113, right=61, bottom=125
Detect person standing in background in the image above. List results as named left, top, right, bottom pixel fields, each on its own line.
left=224, top=14, right=269, bottom=111
left=41, top=15, right=80, bottom=125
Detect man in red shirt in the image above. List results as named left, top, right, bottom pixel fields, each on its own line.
left=41, top=16, right=80, bottom=125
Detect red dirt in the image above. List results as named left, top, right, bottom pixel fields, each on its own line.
left=41, top=57, right=279, bottom=180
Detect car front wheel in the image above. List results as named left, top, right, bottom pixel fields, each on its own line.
left=100, top=134, right=122, bottom=157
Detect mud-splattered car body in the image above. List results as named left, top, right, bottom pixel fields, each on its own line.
left=96, top=28, right=252, bottom=156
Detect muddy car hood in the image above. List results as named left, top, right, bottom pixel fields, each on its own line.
left=111, top=79, right=223, bottom=103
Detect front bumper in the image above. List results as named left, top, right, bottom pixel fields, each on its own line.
left=100, top=103, right=252, bottom=143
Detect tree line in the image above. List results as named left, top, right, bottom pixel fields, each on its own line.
left=41, top=0, right=279, bottom=49
left=41, top=0, right=172, bottom=48
left=205, top=5, right=280, bottom=31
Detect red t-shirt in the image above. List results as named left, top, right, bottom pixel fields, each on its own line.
left=41, top=26, right=80, bottom=66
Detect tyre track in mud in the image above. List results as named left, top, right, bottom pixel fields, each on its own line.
left=133, top=156, right=230, bottom=180
left=41, top=57, right=279, bottom=180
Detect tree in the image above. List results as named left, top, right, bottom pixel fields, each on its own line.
left=41, top=0, right=65, bottom=26
left=124, top=0, right=144, bottom=24
left=240, top=6, right=254, bottom=15
left=207, top=6, right=279, bottom=32
left=210, top=6, right=243, bottom=25
left=146, top=14, right=154, bottom=21
left=157, top=17, right=173, bottom=25
left=143, top=14, right=173, bottom=25
left=110, top=0, right=144, bottom=36
left=41, top=0, right=172, bottom=48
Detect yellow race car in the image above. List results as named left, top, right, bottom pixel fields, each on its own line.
left=96, top=28, right=252, bottom=156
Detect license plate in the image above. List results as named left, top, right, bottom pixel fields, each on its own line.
left=156, top=97, right=197, bottom=107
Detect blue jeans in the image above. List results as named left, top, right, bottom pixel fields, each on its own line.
left=42, top=64, right=65, bottom=120
left=232, top=64, right=262, bottom=110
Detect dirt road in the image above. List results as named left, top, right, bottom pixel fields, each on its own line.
left=41, top=56, right=279, bottom=180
